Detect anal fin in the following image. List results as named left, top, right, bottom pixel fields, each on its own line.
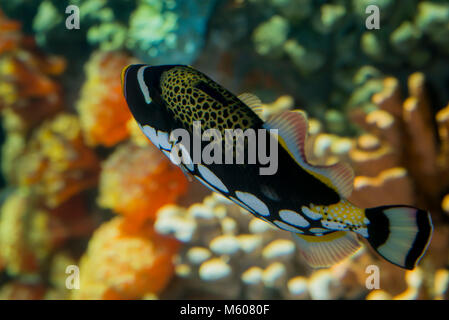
left=292, top=231, right=361, bottom=268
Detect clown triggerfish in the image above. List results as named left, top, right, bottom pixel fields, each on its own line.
left=121, top=64, right=433, bottom=270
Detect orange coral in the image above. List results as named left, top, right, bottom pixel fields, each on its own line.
left=15, top=113, right=100, bottom=208
left=46, top=194, right=97, bottom=246
left=72, top=217, right=180, bottom=300
left=0, top=10, right=21, bottom=54
left=76, top=51, right=137, bottom=147
left=98, top=142, right=188, bottom=230
left=0, top=10, right=65, bottom=133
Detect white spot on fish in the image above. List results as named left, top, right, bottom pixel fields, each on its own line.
left=301, top=206, right=322, bottom=220
left=142, top=125, right=158, bottom=147
left=195, top=175, right=220, bottom=194
left=279, top=210, right=310, bottom=228
left=273, top=220, right=304, bottom=233
left=235, top=191, right=270, bottom=217
left=197, top=164, right=229, bottom=193
left=229, top=196, right=254, bottom=214
left=309, top=228, right=328, bottom=234
left=176, top=143, right=194, bottom=171
left=157, top=131, right=171, bottom=150
left=322, top=220, right=347, bottom=231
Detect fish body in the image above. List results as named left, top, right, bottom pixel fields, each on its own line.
left=122, top=64, right=433, bottom=270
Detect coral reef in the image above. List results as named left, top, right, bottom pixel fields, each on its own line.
left=0, top=10, right=193, bottom=298
left=0, top=188, right=44, bottom=276
left=127, top=0, right=217, bottom=65
left=0, top=188, right=94, bottom=277
left=4, top=1, right=449, bottom=134
left=0, top=9, right=66, bottom=184
left=72, top=217, right=179, bottom=300
left=98, top=141, right=188, bottom=230
left=0, top=13, right=99, bottom=298
left=76, top=51, right=136, bottom=147
left=252, top=15, right=289, bottom=58
left=0, top=10, right=65, bottom=133
left=153, top=192, right=423, bottom=300
left=346, top=73, right=448, bottom=214
left=196, top=0, right=449, bottom=134
left=0, top=281, right=46, bottom=300
left=155, top=193, right=308, bottom=299
left=1, top=2, right=449, bottom=301
left=149, top=71, right=449, bottom=300
left=305, top=72, right=449, bottom=298
left=15, top=114, right=100, bottom=208
left=3, top=0, right=216, bottom=66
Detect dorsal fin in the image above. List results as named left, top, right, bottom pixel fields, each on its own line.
left=264, top=110, right=354, bottom=198
left=238, top=92, right=264, bottom=117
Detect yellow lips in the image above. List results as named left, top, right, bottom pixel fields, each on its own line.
left=121, top=64, right=131, bottom=95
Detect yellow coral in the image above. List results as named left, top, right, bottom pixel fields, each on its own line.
left=0, top=282, right=46, bottom=300
left=0, top=188, right=93, bottom=278
left=0, top=188, right=41, bottom=276
left=1, top=131, right=26, bottom=182
left=16, top=113, right=100, bottom=208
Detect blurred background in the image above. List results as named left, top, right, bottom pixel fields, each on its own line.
left=0, top=0, right=448, bottom=300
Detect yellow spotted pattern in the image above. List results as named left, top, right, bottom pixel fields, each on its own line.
left=308, top=200, right=368, bottom=233
left=159, top=66, right=259, bottom=134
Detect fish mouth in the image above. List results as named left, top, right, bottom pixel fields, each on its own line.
left=120, top=64, right=131, bottom=97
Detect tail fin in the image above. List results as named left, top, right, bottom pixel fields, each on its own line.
left=364, top=205, right=433, bottom=270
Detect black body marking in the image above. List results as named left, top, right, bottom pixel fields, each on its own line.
left=194, top=81, right=229, bottom=106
